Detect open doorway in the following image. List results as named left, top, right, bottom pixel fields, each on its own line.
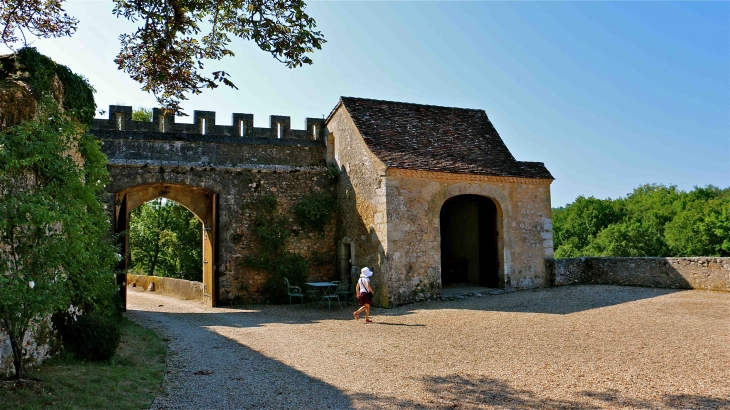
left=128, top=198, right=202, bottom=281
left=440, top=195, right=500, bottom=289
left=114, top=183, right=217, bottom=307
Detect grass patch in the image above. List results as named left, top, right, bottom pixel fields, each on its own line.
left=0, top=317, right=166, bottom=410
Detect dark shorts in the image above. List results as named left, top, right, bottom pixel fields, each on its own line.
left=357, top=292, right=372, bottom=306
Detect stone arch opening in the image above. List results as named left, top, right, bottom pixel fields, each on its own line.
left=114, top=183, right=218, bottom=307
left=440, top=194, right=502, bottom=288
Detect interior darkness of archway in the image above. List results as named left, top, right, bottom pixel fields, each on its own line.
left=440, top=195, right=499, bottom=288
left=128, top=198, right=203, bottom=281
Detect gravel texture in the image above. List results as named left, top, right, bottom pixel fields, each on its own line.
left=125, top=285, right=730, bottom=410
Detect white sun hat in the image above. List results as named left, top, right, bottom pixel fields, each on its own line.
left=360, top=267, right=373, bottom=278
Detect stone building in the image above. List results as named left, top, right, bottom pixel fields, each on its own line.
left=326, top=97, right=554, bottom=307
left=91, top=97, right=553, bottom=308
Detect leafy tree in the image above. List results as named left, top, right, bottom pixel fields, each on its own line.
left=0, top=96, right=117, bottom=380
left=552, top=196, right=623, bottom=258
left=2, top=0, right=326, bottom=114
left=553, top=184, right=730, bottom=258
left=665, top=188, right=730, bottom=256
left=129, top=198, right=202, bottom=281
left=131, top=107, right=153, bottom=122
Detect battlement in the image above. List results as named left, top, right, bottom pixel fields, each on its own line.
left=93, top=105, right=325, bottom=141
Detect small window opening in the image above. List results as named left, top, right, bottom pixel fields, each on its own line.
left=201, top=118, right=207, bottom=135
left=277, top=122, right=282, bottom=139
left=313, top=124, right=318, bottom=140
left=159, top=115, right=165, bottom=132
left=116, top=113, right=123, bottom=130
left=240, top=120, right=246, bottom=137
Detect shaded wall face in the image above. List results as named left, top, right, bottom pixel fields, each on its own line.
left=327, top=109, right=388, bottom=305
left=106, top=166, right=336, bottom=305
left=549, top=257, right=730, bottom=291
left=383, top=174, right=553, bottom=306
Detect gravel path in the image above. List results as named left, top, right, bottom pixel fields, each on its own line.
left=125, top=285, right=730, bottom=410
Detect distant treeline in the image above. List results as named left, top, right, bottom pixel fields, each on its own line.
left=553, top=184, right=730, bottom=258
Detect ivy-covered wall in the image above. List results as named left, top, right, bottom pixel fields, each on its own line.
left=0, top=48, right=113, bottom=378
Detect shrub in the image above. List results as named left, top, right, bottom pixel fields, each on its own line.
left=65, top=314, right=121, bottom=362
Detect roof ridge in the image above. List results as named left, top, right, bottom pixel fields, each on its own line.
left=340, top=96, right=485, bottom=113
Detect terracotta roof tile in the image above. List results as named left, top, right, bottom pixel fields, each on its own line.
left=336, top=97, right=553, bottom=180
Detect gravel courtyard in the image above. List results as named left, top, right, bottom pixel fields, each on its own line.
left=126, top=285, right=729, bottom=410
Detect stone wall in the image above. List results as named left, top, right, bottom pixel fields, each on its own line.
left=127, top=274, right=205, bottom=300
left=327, top=107, right=388, bottom=304
left=94, top=107, right=337, bottom=305
left=547, top=257, right=730, bottom=291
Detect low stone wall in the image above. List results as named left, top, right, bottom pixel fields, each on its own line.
left=127, top=274, right=204, bottom=301
left=547, top=257, right=730, bottom=291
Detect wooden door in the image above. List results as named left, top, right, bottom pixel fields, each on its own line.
left=114, top=194, right=128, bottom=311
left=202, top=193, right=217, bottom=307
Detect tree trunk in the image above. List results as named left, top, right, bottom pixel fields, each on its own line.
left=7, top=331, right=24, bottom=380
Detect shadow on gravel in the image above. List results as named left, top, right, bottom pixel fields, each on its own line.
left=350, top=374, right=730, bottom=409
left=126, top=309, right=353, bottom=409
left=380, top=285, right=688, bottom=318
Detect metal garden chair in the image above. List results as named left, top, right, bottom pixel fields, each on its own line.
left=319, top=281, right=342, bottom=310
left=285, top=278, right=304, bottom=305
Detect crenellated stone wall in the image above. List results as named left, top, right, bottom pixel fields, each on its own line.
left=547, top=257, right=730, bottom=291
left=93, top=106, right=337, bottom=305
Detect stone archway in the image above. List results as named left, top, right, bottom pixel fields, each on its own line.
left=114, top=183, right=217, bottom=307
left=440, top=194, right=501, bottom=288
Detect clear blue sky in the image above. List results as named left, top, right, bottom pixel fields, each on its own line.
left=29, top=1, right=729, bottom=207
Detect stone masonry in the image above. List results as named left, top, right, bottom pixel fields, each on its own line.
left=93, top=107, right=336, bottom=305
left=326, top=97, right=554, bottom=307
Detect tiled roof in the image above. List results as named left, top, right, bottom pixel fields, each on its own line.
left=333, top=97, right=553, bottom=180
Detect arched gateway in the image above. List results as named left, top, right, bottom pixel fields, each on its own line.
left=113, top=184, right=216, bottom=306
left=440, top=195, right=501, bottom=288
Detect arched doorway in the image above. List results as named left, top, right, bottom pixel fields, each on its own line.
left=440, top=195, right=500, bottom=288
left=114, top=183, right=217, bottom=307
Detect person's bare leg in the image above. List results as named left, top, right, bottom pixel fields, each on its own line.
left=353, top=306, right=365, bottom=320
left=365, top=304, right=372, bottom=322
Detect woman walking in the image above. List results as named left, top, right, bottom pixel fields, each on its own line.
left=353, top=267, right=374, bottom=323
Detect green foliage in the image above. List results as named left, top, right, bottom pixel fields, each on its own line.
left=294, top=191, right=335, bottom=233
left=129, top=199, right=202, bottom=281
left=241, top=196, right=310, bottom=303
left=0, top=318, right=165, bottom=409
left=3, top=1, right=325, bottom=114
left=554, top=184, right=730, bottom=258
left=15, top=46, right=56, bottom=95
left=111, top=0, right=326, bottom=113
left=132, top=107, right=153, bottom=122
left=64, top=314, right=121, bottom=362
left=0, top=96, right=117, bottom=378
left=665, top=188, right=730, bottom=256
left=14, top=47, right=96, bottom=126
left=553, top=196, right=624, bottom=257
left=261, top=252, right=309, bottom=304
